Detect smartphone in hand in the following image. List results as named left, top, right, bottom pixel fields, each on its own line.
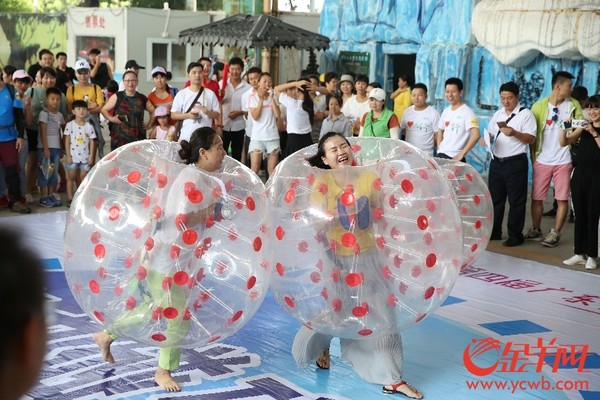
left=497, top=121, right=508, bottom=129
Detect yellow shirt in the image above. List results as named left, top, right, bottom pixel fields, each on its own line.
left=312, top=171, right=379, bottom=257
left=393, top=88, right=412, bottom=121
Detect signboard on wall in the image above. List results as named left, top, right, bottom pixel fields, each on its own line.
left=338, top=51, right=370, bottom=75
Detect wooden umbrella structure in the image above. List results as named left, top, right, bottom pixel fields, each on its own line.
left=178, top=13, right=330, bottom=80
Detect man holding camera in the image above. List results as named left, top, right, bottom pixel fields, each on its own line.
left=486, top=82, right=536, bottom=247
left=524, top=71, right=583, bottom=247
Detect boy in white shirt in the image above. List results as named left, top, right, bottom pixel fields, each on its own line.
left=400, top=83, right=440, bottom=156
left=435, top=77, right=480, bottom=161
left=64, top=99, right=97, bottom=207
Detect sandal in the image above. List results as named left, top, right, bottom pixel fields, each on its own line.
left=315, top=348, right=330, bottom=369
left=382, top=381, right=423, bottom=399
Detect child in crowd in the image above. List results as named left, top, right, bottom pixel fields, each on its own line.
left=64, top=100, right=97, bottom=207
left=38, top=87, right=65, bottom=207
left=149, top=106, right=176, bottom=141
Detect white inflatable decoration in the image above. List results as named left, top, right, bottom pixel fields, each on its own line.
left=472, top=0, right=600, bottom=65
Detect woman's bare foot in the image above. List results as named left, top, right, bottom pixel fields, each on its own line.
left=316, top=348, right=330, bottom=369
left=92, top=332, right=116, bottom=364
left=155, top=367, right=181, bottom=392
left=383, top=381, right=423, bottom=399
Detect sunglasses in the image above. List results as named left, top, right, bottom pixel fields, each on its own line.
left=551, top=107, right=559, bottom=122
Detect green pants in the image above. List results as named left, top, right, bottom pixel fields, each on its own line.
left=107, top=267, right=189, bottom=371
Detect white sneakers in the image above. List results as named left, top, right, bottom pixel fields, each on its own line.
left=564, top=254, right=598, bottom=270
left=563, top=254, right=587, bottom=266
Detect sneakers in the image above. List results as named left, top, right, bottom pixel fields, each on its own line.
left=524, top=228, right=542, bottom=240
left=39, top=197, right=54, bottom=208
left=585, top=257, right=598, bottom=270
left=51, top=193, right=62, bottom=207
left=541, top=229, right=561, bottom=248
left=9, top=201, right=31, bottom=214
left=563, top=254, right=587, bottom=266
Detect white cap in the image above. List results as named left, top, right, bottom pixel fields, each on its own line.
left=74, top=59, right=90, bottom=71
left=151, top=66, right=167, bottom=77
left=369, top=88, right=386, bottom=101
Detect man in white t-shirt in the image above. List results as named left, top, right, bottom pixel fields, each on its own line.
left=524, top=71, right=583, bottom=247
left=171, top=62, right=220, bottom=143
left=486, top=82, right=536, bottom=247
left=435, top=77, right=480, bottom=162
left=400, top=83, right=440, bottom=156
left=221, top=57, right=250, bottom=162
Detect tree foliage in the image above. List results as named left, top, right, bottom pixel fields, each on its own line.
left=0, top=0, right=33, bottom=12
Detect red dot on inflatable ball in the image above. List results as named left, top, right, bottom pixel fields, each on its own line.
left=93, top=310, right=104, bottom=322
left=89, top=279, right=100, bottom=294
left=276, top=226, right=285, bottom=240
left=188, top=189, right=203, bottom=204
left=358, top=328, right=373, bottom=336
left=253, top=236, right=262, bottom=252
left=163, top=307, right=179, bottom=319
left=341, top=191, right=355, bottom=206
left=108, top=205, right=120, bottom=221
left=127, top=170, right=141, bottom=184
left=246, top=275, right=257, bottom=290
left=401, top=179, right=414, bottom=194
left=94, top=244, right=106, bottom=259
left=182, top=229, right=198, bottom=245
left=352, top=305, right=368, bottom=317
left=424, top=286, right=435, bottom=299
left=345, top=272, right=363, bottom=287
left=246, top=197, right=256, bottom=211
left=426, top=253, right=437, bottom=268
left=231, top=310, right=243, bottom=322
left=341, top=232, right=356, bottom=248
left=417, top=215, right=429, bottom=230
left=284, top=296, right=295, bottom=308
left=174, top=271, right=189, bottom=286
left=151, top=333, right=167, bottom=342
left=284, top=189, right=295, bottom=203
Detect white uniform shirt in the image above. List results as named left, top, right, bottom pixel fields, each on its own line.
left=171, top=87, right=220, bottom=142
left=401, top=105, right=440, bottom=155
left=486, top=104, right=536, bottom=159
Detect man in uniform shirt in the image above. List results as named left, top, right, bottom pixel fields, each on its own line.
left=486, top=82, right=536, bottom=247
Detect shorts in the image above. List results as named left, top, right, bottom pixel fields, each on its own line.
left=531, top=161, right=572, bottom=201
left=66, top=162, right=91, bottom=172
left=248, top=138, right=280, bottom=156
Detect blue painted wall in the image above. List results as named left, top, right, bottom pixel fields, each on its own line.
left=319, top=0, right=600, bottom=175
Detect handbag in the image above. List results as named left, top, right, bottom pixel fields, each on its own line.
left=174, top=87, right=204, bottom=142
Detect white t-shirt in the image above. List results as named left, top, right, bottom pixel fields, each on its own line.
left=248, top=92, right=279, bottom=141
left=401, top=105, right=440, bottom=155
left=222, top=79, right=250, bottom=131
left=437, top=103, right=479, bottom=157
left=536, top=101, right=572, bottom=165
left=341, top=95, right=370, bottom=122
left=241, top=89, right=255, bottom=138
left=171, top=87, right=220, bottom=142
left=486, top=104, right=536, bottom=159
left=64, top=120, right=97, bottom=163
left=279, top=92, right=311, bottom=134
left=38, top=110, right=65, bottom=149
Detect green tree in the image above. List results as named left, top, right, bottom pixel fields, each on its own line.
left=0, top=0, right=33, bottom=12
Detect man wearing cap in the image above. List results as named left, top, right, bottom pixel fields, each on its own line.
left=66, top=59, right=105, bottom=158
left=119, top=60, right=145, bottom=91
left=221, top=57, right=251, bottom=162
left=89, top=48, right=114, bottom=91
left=359, top=87, right=400, bottom=139
left=171, top=62, right=220, bottom=143
left=0, top=75, right=31, bottom=213
left=485, top=82, right=536, bottom=247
